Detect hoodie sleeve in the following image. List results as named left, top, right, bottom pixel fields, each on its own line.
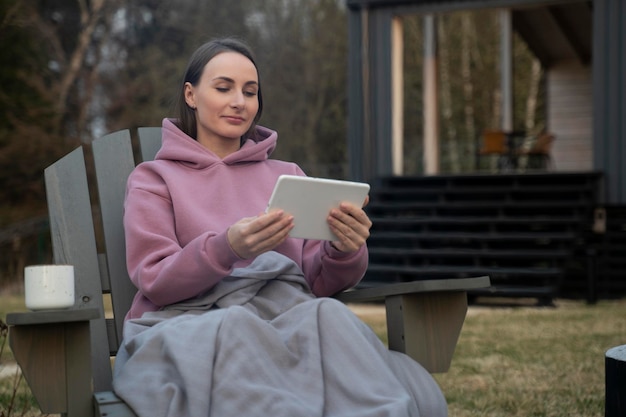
left=123, top=165, right=242, bottom=308
left=301, top=239, right=368, bottom=297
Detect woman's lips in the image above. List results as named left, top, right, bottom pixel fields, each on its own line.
left=223, top=116, right=245, bottom=124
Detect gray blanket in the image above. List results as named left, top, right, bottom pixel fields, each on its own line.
left=113, top=252, right=447, bottom=417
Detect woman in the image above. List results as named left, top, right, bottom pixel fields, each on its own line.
left=114, top=37, right=446, bottom=417
left=122, top=38, right=370, bottom=320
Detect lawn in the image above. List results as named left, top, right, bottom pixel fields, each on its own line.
left=351, top=298, right=625, bottom=417
left=434, top=298, right=625, bottom=417
left=1, top=295, right=625, bottom=416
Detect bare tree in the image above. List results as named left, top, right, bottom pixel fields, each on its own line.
left=400, top=15, right=424, bottom=175
left=461, top=13, right=477, bottom=162
left=101, top=0, right=256, bottom=133
left=524, top=59, right=543, bottom=133
left=438, top=15, right=460, bottom=172
left=255, top=0, right=349, bottom=177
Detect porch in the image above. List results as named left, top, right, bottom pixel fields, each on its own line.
left=361, top=171, right=625, bottom=304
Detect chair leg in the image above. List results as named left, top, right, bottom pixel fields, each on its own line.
left=10, top=322, right=94, bottom=417
left=385, top=291, right=468, bottom=373
left=525, top=154, right=551, bottom=171
left=544, top=154, right=554, bottom=171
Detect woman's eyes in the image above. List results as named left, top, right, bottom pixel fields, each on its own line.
left=215, top=87, right=258, bottom=97
left=215, top=86, right=257, bottom=97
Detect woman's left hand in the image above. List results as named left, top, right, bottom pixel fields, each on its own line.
left=327, top=197, right=372, bottom=253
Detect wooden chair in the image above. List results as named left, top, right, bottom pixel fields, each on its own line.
left=517, top=132, right=555, bottom=170
left=6, top=128, right=490, bottom=417
left=476, top=130, right=512, bottom=171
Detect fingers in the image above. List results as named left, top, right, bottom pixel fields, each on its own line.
left=229, top=201, right=372, bottom=258
left=228, top=210, right=294, bottom=259
left=327, top=202, right=372, bottom=252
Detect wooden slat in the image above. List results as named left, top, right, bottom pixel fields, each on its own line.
left=44, top=147, right=112, bottom=391
left=369, top=231, right=579, bottom=242
left=137, top=127, right=162, bottom=162
left=106, top=318, right=119, bottom=355
left=6, top=309, right=99, bottom=326
left=94, top=391, right=138, bottom=417
left=365, top=264, right=562, bottom=277
left=470, top=285, right=557, bottom=299
left=335, top=276, right=490, bottom=303
left=369, top=247, right=570, bottom=259
left=98, top=253, right=111, bottom=292
left=65, top=320, right=95, bottom=417
left=92, top=131, right=137, bottom=352
left=9, top=321, right=93, bottom=416
left=385, top=291, right=468, bottom=373
left=10, top=325, right=67, bottom=413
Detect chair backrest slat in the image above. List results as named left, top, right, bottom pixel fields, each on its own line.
left=97, top=253, right=111, bottom=292
left=44, top=147, right=113, bottom=391
left=106, top=318, right=119, bottom=354
left=92, top=130, right=139, bottom=348
left=138, top=127, right=162, bottom=163
left=44, top=128, right=163, bottom=392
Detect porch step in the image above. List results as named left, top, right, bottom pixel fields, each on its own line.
left=361, top=172, right=604, bottom=303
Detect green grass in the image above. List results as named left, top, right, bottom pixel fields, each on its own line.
left=0, top=297, right=25, bottom=365
left=0, top=376, right=42, bottom=417
left=2, top=295, right=625, bottom=416
left=351, top=298, right=625, bottom=417
left=437, top=299, right=625, bottom=417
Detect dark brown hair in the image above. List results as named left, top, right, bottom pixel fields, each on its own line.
left=174, top=37, right=263, bottom=141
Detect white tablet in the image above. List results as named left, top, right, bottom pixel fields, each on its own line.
left=266, top=175, right=370, bottom=241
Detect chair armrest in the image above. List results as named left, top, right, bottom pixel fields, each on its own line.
left=6, top=308, right=99, bottom=325
left=7, top=308, right=100, bottom=417
left=335, top=276, right=490, bottom=303
left=337, top=276, right=490, bottom=373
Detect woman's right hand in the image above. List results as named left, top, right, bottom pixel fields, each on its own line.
left=227, top=210, right=294, bottom=259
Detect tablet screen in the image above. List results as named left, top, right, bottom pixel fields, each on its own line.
left=266, top=175, right=370, bottom=241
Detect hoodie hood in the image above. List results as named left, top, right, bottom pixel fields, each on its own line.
left=156, top=118, right=278, bottom=170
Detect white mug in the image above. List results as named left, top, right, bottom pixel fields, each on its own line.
left=24, top=265, right=75, bottom=310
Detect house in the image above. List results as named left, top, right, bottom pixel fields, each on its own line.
left=346, top=0, right=625, bottom=203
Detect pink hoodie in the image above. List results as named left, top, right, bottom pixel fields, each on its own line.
left=123, top=118, right=368, bottom=320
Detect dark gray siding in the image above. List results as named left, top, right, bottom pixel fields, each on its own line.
left=593, top=0, right=626, bottom=203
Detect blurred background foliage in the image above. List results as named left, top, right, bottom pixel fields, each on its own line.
left=0, top=0, right=543, bottom=288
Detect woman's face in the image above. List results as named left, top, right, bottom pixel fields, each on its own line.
left=184, top=51, right=259, bottom=155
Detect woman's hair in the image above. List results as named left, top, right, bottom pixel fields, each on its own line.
left=174, top=37, right=263, bottom=141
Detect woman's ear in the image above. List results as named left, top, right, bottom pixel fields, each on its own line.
left=184, top=82, right=196, bottom=109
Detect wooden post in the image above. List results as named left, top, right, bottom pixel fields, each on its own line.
left=391, top=16, right=404, bottom=176
left=500, top=9, right=513, bottom=132
left=7, top=309, right=99, bottom=417
left=606, top=345, right=626, bottom=417
left=423, top=14, right=440, bottom=175
left=385, top=291, right=467, bottom=373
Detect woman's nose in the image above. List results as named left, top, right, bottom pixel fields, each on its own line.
left=231, top=92, right=245, bottom=109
